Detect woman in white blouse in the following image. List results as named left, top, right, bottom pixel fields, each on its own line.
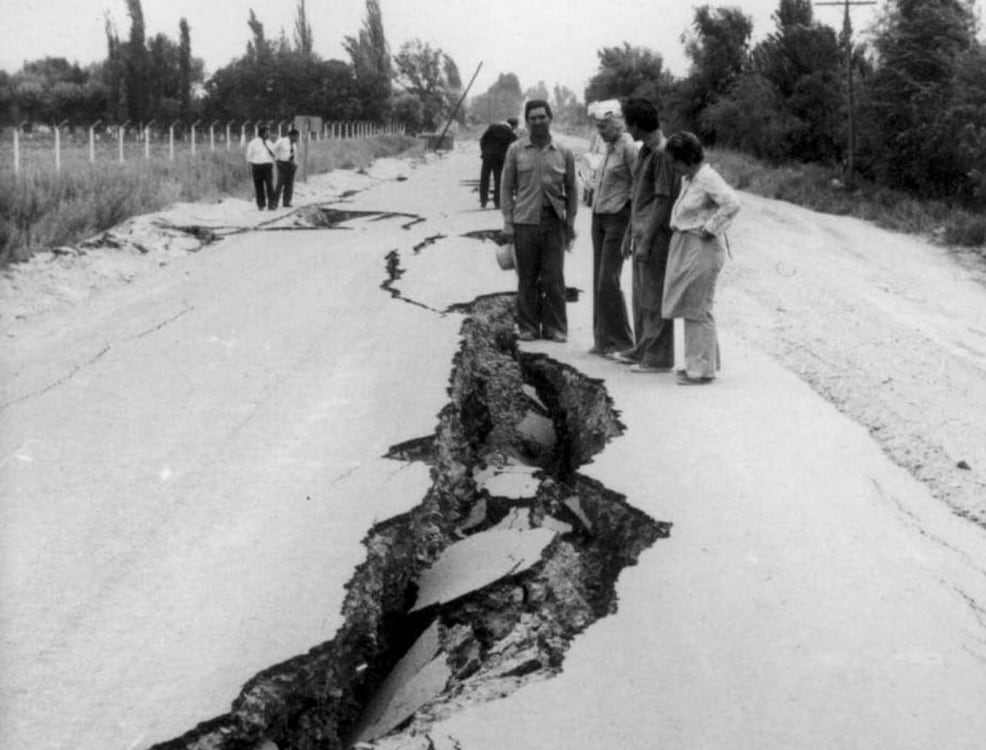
left=663, top=132, right=741, bottom=385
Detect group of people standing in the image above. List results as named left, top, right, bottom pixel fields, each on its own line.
left=246, top=126, right=301, bottom=211
left=497, top=97, right=740, bottom=386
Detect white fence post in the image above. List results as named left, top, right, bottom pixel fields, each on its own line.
left=225, top=122, right=232, bottom=151
left=54, top=123, right=62, bottom=174
left=145, top=120, right=155, bottom=161
left=89, top=120, right=101, bottom=163
left=169, top=122, right=178, bottom=161
left=118, top=121, right=128, bottom=164
left=191, top=120, right=200, bottom=157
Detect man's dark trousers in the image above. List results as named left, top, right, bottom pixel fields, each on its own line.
left=252, top=164, right=275, bottom=209
left=514, top=208, right=567, bottom=339
left=591, top=207, right=634, bottom=353
left=480, top=157, right=505, bottom=208
left=274, top=160, right=296, bottom=207
left=629, top=232, right=675, bottom=367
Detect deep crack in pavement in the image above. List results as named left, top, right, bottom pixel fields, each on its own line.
left=150, top=272, right=668, bottom=750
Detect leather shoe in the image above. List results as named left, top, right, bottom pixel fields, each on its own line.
left=517, top=331, right=537, bottom=342
left=609, top=351, right=638, bottom=365
left=677, top=374, right=714, bottom=385
left=630, top=364, right=673, bottom=373
left=545, top=332, right=567, bottom=343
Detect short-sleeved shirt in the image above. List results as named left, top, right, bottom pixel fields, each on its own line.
left=246, top=136, right=275, bottom=165
left=627, top=131, right=680, bottom=248
left=501, top=136, right=578, bottom=226
left=592, top=132, right=638, bottom=215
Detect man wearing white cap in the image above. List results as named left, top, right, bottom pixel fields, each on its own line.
left=587, top=100, right=637, bottom=356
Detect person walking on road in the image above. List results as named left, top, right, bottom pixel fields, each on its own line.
left=611, top=98, right=681, bottom=373
left=272, top=128, right=300, bottom=208
left=246, top=126, right=276, bottom=211
left=501, top=100, right=578, bottom=342
left=663, top=131, right=741, bottom=385
left=478, top=117, right=518, bottom=209
left=587, top=100, right=637, bottom=357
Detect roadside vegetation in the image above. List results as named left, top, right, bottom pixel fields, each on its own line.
left=0, top=134, right=418, bottom=267
left=710, top=149, right=986, bottom=250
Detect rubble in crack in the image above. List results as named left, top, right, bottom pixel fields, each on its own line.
left=150, top=294, right=669, bottom=750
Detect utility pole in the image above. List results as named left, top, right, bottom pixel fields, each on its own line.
left=816, top=0, right=876, bottom=188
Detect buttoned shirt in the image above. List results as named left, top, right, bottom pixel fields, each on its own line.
left=627, top=131, right=680, bottom=249
left=272, top=136, right=296, bottom=163
left=501, top=136, right=578, bottom=227
left=246, top=136, right=275, bottom=165
left=592, top=132, right=638, bottom=215
left=670, top=163, right=740, bottom=236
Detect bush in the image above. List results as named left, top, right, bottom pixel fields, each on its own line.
left=710, top=147, right=986, bottom=252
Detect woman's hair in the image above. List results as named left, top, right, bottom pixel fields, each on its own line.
left=665, top=131, right=704, bottom=166
left=524, top=99, right=553, bottom=120
left=623, top=98, right=660, bottom=132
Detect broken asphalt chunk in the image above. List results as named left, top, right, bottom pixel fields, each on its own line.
left=410, top=528, right=557, bottom=613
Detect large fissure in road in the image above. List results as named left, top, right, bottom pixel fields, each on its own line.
left=152, top=294, right=667, bottom=750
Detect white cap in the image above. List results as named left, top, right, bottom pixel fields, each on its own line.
left=588, top=99, right=622, bottom=120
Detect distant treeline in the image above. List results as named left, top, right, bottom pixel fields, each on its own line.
left=1, top=0, right=984, bottom=208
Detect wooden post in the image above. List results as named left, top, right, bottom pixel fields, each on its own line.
left=55, top=124, right=62, bottom=174
left=815, top=0, right=876, bottom=188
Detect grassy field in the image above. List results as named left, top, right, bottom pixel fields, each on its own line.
left=709, top=149, right=986, bottom=251
left=0, top=134, right=420, bottom=267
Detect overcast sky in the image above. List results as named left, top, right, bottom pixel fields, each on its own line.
left=2, top=0, right=885, bottom=96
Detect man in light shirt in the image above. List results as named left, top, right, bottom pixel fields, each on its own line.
left=245, top=125, right=276, bottom=211
left=587, top=100, right=637, bottom=357
left=501, top=100, right=578, bottom=343
left=272, top=128, right=300, bottom=209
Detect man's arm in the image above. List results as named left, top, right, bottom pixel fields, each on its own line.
left=501, top=142, right=517, bottom=238
left=636, top=156, right=679, bottom=259
left=563, top=147, right=578, bottom=247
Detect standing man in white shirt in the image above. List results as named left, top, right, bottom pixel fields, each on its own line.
left=273, top=128, right=300, bottom=208
left=246, top=125, right=276, bottom=211
left=587, top=100, right=637, bottom=357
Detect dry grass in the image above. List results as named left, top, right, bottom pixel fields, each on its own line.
left=0, top=134, right=419, bottom=267
left=710, top=148, right=986, bottom=252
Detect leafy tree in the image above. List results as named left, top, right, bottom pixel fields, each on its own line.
left=552, top=84, right=586, bottom=127
left=525, top=81, right=550, bottom=102
left=678, top=4, right=753, bottom=140
left=469, top=72, right=523, bottom=123
left=126, top=0, right=148, bottom=121
left=706, top=0, right=843, bottom=162
left=584, top=43, right=670, bottom=104
left=393, top=39, right=459, bottom=130
left=294, top=0, right=313, bottom=56
left=344, top=0, right=392, bottom=121
left=179, top=18, right=192, bottom=119
left=247, top=9, right=271, bottom=63
left=859, top=0, right=980, bottom=197
left=393, top=91, right=424, bottom=134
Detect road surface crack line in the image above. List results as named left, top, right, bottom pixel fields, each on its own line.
left=0, top=343, right=112, bottom=413
left=132, top=306, right=195, bottom=340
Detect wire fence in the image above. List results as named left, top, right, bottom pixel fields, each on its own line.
left=3, top=120, right=407, bottom=176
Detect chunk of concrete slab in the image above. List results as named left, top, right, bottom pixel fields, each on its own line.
left=563, top=495, right=593, bottom=532
left=410, top=528, right=556, bottom=613
left=474, top=462, right=540, bottom=499
left=515, top=410, right=556, bottom=448
left=353, top=620, right=451, bottom=743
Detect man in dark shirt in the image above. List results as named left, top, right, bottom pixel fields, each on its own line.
left=478, top=117, right=518, bottom=209
left=612, top=98, right=681, bottom=371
